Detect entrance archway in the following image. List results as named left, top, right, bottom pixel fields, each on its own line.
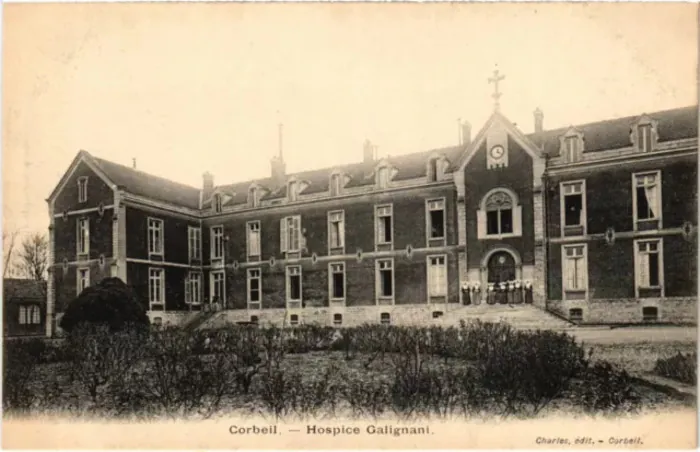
left=487, top=251, right=517, bottom=284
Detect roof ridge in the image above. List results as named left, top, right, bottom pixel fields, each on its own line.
left=91, top=155, right=200, bottom=190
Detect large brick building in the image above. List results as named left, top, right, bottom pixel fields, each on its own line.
left=45, top=98, right=698, bottom=335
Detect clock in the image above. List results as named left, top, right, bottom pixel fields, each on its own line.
left=490, top=145, right=505, bottom=160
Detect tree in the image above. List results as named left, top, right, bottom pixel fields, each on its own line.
left=3, top=229, right=19, bottom=278
left=15, top=232, right=48, bottom=282
left=59, top=277, right=150, bottom=334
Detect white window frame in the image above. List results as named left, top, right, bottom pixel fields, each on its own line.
left=561, top=244, right=588, bottom=300
left=376, top=166, right=390, bottom=188
left=328, top=210, right=345, bottom=252
left=375, top=204, right=394, bottom=248
left=77, top=176, right=88, bottom=203
left=637, top=123, right=654, bottom=153
left=188, top=226, right=201, bottom=262
left=77, top=267, right=90, bottom=295
left=280, top=215, right=302, bottom=253
left=288, top=181, right=299, bottom=202
left=560, top=180, right=587, bottom=234
left=248, top=186, right=260, bottom=208
left=634, top=239, right=665, bottom=298
left=76, top=218, right=90, bottom=257
left=148, top=267, right=165, bottom=308
left=477, top=188, right=522, bottom=239
left=328, top=262, right=346, bottom=304
left=19, top=305, right=41, bottom=325
left=185, top=271, right=202, bottom=305
left=426, top=255, right=448, bottom=300
left=210, top=270, right=226, bottom=304
left=211, top=225, right=225, bottom=260
left=330, top=173, right=342, bottom=196
left=247, top=268, right=262, bottom=309
left=426, top=198, right=446, bottom=243
left=286, top=265, right=302, bottom=309
left=247, top=221, right=261, bottom=258
left=375, top=258, right=395, bottom=304
left=632, top=170, right=663, bottom=230
left=213, top=193, right=223, bottom=213
left=147, top=217, right=164, bottom=257
left=427, top=157, right=440, bottom=182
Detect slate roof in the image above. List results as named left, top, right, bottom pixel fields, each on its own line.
left=91, top=156, right=201, bottom=209
left=528, top=105, right=697, bottom=156
left=3, top=279, right=46, bottom=304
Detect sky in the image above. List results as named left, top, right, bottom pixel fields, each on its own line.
left=2, top=2, right=697, bottom=238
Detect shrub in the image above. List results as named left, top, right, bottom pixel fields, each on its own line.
left=59, top=277, right=150, bottom=333
left=572, top=361, right=640, bottom=414
left=654, top=352, right=697, bottom=385
left=342, top=378, right=391, bottom=419
left=2, top=342, right=37, bottom=412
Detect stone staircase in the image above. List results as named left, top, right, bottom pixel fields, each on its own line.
left=446, top=304, right=575, bottom=331
left=181, top=309, right=221, bottom=333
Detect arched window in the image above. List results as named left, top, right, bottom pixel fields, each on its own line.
left=477, top=189, right=522, bottom=239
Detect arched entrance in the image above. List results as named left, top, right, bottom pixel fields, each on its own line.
left=487, top=251, right=517, bottom=284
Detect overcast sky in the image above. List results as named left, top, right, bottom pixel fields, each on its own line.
left=3, top=2, right=697, bottom=237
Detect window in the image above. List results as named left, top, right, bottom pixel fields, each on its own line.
left=634, top=172, right=661, bottom=229
left=330, top=174, right=342, bottom=196
left=188, top=227, right=201, bottom=261
left=211, top=270, right=225, bottom=303
left=563, top=245, right=587, bottom=295
left=329, top=263, right=345, bottom=301
left=427, top=199, right=445, bottom=240
left=248, top=186, right=260, bottom=208
left=635, top=240, right=663, bottom=294
left=333, top=313, right=343, bottom=326
left=328, top=211, right=345, bottom=250
left=211, top=226, right=224, bottom=260
left=247, top=268, right=262, bottom=308
left=77, top=177, right=88, bottom=203
left=428, top=158, right=439, bottom=182
left=247, top=221, right=261, bottom=257
left=377, top=166, right=389, bottom=188
left=375, top=205, right=393, bottom=245
left=564, top=136, right=581, bottom=163
left=289, top=314, right=299, bottom=326
left=638, top=124, right=653, bottom=153
left=286, top=266, right=302, bottom=307
left=77, top=268, right=90, bottom=294
left=148, top=218, right=164, bottom=256
left=18, top=305, right=41, bottom=325
left=432, top=311, right=444, bottom=319
left=376, top=259, right=394, bottom=301
left=185, top=272, right=202, bottom=305
left=642, top=306, right=658, bottom=322
left=213, top=194, right=222, bottom=213
left=561, top=181, right=586, bottom=234
left=569, top=308, right=583, bottom=322
left=280, top=216, right=301, bottom=253
left=428, top=256, right=447, bottom=298
left=483, top=190, right=515, bottom=236
left=288, top=181, right=299, bottom=202
left=149, top=268, right=164, bottom=306
left=250, top=315, right=259, bottom=324
left=380, top=312, right=391, bottom=325
left=77, top=218, right=89, bottom=256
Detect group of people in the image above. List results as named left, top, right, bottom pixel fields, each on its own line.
left=460, top=280, right=534, bottom=305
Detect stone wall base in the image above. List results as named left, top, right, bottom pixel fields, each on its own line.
left=547, top=297, right=697, bottom=325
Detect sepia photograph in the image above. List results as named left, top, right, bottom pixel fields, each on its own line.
left=1, top=1, right=698, bottom=449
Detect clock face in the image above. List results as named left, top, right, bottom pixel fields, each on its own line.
left=490, top=145, right=505, bottom=159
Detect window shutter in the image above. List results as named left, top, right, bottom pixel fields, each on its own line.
left=295, top=216, right=302, bottom=250
left=513, top=205, right=522, bottom=236
left=185, top=276, right=191, bottom=303
left=280, top=218, right=288, bottom=252
left=477, top=210, right=486, bottom=239
left=339, top=217, right=345, bottom=247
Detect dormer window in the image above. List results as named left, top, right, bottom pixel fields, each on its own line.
left=377, top=166, right=390, bottom=189
left=213, top=193, right=222, bottom=213
left=77, top=177, right=88, bottom=203
left=565, top=136, right=579, bottom=162
left=288, top=181, right=299, bottom=202
left=248, top=186, right=260, bottom=208
left=560, top=130, right=583, bottom=164
left=330, top=173, right=342, bottom=196
left=428, top=158, right=439, bottom=182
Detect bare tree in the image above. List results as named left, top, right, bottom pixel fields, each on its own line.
left=3, top=229, right=19, bottom=278
left=15, top=232, right=48, bottom=282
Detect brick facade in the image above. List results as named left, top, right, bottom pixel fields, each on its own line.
left=45, top=106, right=698, bottom=334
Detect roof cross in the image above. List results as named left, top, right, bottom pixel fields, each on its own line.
left=488, top=68, right=505, bottom=110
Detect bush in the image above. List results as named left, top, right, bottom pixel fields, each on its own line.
left=59, top=277, right=150, bottom=333
left=3, top=343, right=37, bottom=412
left=654, top=352, right=697, bottom=385
left=572, top=361, right=640, bottom=414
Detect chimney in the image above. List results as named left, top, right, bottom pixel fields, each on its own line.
left=460, top=121, right=472, bottom=146
left=534, top=108, right=544, bottom=134
left=132, top=158, right=137, bottom=169
left=202, top=172, right=214, bottom=200
left=271, top=123, right=287, bottom=185
left=363, top=139, right=375, bottom=164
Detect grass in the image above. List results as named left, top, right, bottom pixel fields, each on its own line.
left=586, top=341, right=697, bottom=376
